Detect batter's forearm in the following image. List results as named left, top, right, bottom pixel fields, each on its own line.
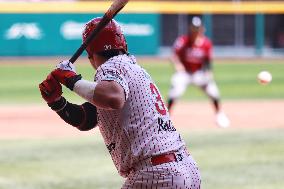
left=48, top=97, right=98, bottom=131
left=73, top=79, right=97, bottom=104
left=73, top=79, right=125, bottom=110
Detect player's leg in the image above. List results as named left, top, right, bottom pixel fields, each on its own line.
left=167, top=71, right=190, bottom=112
left=192, top=70, right=230, bottom=128
left=202, top=81, right=220, bottom=113
left=202, top=81, right=230, bottom=128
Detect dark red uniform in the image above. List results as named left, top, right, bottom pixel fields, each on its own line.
left=168, top=17, right=230, bottom=128
left=173, top=35, right=212, bottom=73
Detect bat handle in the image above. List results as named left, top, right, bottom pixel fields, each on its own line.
left=69, top=0, right=129, bottom=64
left=69, top=43, right=87, bottom=63
left=69, top=14, right=110, bottom=64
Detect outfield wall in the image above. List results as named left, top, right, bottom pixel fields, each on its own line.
left=0, top=1, right=284, bottom=57
left=0, top=13, right=160, bottom=56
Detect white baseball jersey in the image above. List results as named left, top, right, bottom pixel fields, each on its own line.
left=95, top=54, right=185, bottom=177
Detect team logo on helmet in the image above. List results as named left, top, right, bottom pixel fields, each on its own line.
left=104, top=45, right=112, bottom=50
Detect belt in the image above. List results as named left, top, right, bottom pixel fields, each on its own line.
left=127, top=148, right=190, bottom=176
left=150, top=153, right=177, bottom=166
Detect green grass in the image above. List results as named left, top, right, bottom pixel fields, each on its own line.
left=0, top=128, right=283, bottom=189
left=0, top=58, right=283, bottom=104
left=143, top=59, right=284, bottom=100
left=0, top=58, right=283, bottom=189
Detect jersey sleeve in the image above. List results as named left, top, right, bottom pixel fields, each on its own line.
left=95, top=63, right=130, bottom=100
left=205, top=38, right=213, bottom=61
left=173, top=36, right=186, bottom=55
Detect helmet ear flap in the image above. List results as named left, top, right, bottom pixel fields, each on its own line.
left=120, top=33, right=128, bottom=52
left=86, top=48, right=92, bottom=59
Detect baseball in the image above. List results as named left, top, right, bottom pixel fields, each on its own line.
left=257, top=71, right=272, bottom=85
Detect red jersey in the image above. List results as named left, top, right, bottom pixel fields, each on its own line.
left=173, top=35, right=212, bottom=73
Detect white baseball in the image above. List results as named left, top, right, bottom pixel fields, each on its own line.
left=257, top=71, right=272, bottom=85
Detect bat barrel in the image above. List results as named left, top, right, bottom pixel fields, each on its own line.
left=69, top=0, right=129, bottom=64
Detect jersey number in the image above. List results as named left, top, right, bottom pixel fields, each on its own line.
left=150, top=83, right=167, bottom=115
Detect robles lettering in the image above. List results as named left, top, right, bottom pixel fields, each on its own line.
left=158, top=117, right=176, bottom=132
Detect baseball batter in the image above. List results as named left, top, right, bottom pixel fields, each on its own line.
left=39, top=17, right=201, bottom=188
left=167, top=16, right=230, bottom=128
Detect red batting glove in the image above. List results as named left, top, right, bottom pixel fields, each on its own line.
left=39, top=74, right=62, bottom=104
left=51, top=60, right=82, bottom=90
left=51, top=69, right=76, bottom=84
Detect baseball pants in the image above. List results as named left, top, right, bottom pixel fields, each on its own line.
left=122, top=148, right=201, bottom=189
left=168, top=70, right=220, bottom=100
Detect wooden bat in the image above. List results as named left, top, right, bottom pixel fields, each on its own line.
left=41, top=0, right=128, bottom=96
left=69, top=0, right=129, bottom=63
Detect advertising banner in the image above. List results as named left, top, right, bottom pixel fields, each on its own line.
left=0, top=13, right=160, bottom=56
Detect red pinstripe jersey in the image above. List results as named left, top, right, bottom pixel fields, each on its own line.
left=95, top=54, right=185, bottom=177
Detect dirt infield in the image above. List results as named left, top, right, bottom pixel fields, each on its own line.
left=0, top=100, right=283, bottom=139
left=171, top=100, right=284, bottom=130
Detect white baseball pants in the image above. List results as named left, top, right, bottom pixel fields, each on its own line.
left=168, top=70, right=220, bottom=100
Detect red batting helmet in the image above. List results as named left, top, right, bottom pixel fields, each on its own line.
left=82, top=17, right=128, bottom=56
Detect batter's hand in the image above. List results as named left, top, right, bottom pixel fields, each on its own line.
left=39, top=74, right=62, bottom=103
left=51, top=60, right=82, bottom=90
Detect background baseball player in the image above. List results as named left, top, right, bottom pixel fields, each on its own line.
left=167, top=16, right=230, bottom=128
left=39, top=17, right=201, bottom=188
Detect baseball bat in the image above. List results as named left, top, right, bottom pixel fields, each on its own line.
left=42, top=0, right=128, bottom=96
left=69, top=0, right=129, bottom=63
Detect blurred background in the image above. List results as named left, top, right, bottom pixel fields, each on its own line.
left=1, top=0, right=284, bottom=57
left=0, top=1, right=283, bottom=189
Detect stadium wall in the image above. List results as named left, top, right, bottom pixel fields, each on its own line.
left=0, top=13, right=159, bottom=56
left=0, top=1, right=283, bottom=57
